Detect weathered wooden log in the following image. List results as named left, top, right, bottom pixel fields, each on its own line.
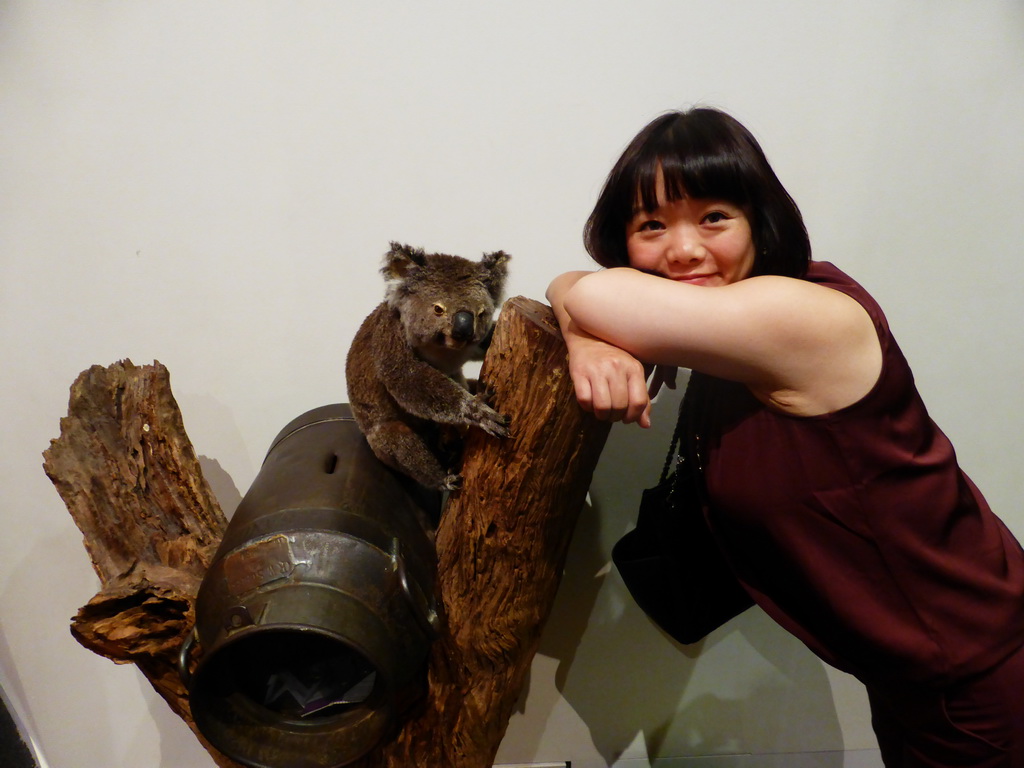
left=43, top=295, right=610, bottom=768
left=42, top=359, right=238, bottom=766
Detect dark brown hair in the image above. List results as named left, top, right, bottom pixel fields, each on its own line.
left=584, top=108, right=810, bottom=278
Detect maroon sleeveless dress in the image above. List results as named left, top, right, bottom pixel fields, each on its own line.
left=698, top=261, right=1024, bottom=688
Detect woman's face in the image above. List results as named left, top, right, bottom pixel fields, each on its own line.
left=625, top=173, right=756, bottom=287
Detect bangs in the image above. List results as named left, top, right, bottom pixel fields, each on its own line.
left=632, top=125, right=753, bottom=214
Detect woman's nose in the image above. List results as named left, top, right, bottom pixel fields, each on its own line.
left=666, top=227, right=705, bottom=264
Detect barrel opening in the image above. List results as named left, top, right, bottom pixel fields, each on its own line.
left=202, top=630, right=379, bottom=722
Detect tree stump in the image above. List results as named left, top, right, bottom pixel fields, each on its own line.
left=43, top=296, right=610, bottom=768
left=41, top=359, right=233, bottom=763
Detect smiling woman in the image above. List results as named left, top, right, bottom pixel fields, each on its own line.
left=550, top=108, right=881, bottom=421
left=546, top=106, right=1024, bottom=767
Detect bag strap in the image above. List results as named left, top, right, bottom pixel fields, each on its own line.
left=661, top=371, right=709, bottom=515
left=657, top=371, right=702, bottom=484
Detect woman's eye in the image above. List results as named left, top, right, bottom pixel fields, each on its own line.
left=637, top=219, right=665, bottom=232
left=703, top=211, right=727, bottom=224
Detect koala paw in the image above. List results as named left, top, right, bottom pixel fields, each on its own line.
left=474, top=383, right=496, bottom=401
left=466, top=395, right=510, bottom=439
left=442, top=473, right=464, bottom=492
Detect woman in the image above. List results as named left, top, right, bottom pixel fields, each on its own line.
left=546, top=107, right=1024, bottom=766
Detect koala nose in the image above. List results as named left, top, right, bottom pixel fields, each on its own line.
left=451, top=310, right=475, bottom=342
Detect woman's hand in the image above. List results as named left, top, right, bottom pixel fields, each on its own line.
left=564, top=321, right=653, bottom=428
left=548, top=270, right=653, bottom=427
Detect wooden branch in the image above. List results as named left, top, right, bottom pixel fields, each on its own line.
left=44, top=296, right=610, bottom=768
left=42, top=360, right=238, bottom=766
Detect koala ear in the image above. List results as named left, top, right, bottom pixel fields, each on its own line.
left=478, top=250, right=510, bottom=301
left=381, top=242, right=427, bottom=281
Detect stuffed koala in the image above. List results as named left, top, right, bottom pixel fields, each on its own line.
left=345, top=242, right=511, bottom=491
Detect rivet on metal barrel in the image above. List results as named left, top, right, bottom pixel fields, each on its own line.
left=185, top=404, right=440, bottom=768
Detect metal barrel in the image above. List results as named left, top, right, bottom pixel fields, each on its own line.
left=185, top=404, right=440, bottom=768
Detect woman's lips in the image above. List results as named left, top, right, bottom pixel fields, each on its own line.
left=675, top=273, right=716, bottom=285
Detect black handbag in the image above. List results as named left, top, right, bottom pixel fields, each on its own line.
left=612, top=373, right=754, bottom=644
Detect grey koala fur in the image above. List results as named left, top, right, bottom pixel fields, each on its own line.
left=346, top=242, right=511, bottom=491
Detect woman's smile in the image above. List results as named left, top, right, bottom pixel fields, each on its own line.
left=625, top=173, right=756, bottom=287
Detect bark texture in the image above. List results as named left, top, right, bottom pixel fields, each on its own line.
left=44, top=296, right=610, bottom=768
left=42, top=359, right=237, bottom=765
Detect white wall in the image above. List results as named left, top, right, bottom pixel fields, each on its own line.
left=2, top=2, right=1022, bottom=766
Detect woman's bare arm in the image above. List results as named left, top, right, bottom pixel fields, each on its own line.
left=557, top=268, right=882, bottom=418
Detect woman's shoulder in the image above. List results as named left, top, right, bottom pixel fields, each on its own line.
left=801, top=260, right=889, bottom=335
left=726, top=262, right=885, bottom=416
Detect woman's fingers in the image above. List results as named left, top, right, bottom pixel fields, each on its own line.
left=570, top=347, right=651, bottom=426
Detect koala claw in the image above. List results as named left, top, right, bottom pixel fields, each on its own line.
left=442, top=473, right=464, bottom=492
left=484, top=414, right=511, bottom=439
left=470, top=399, right=510, bottom=439
left=476, top=385, right=498, bottom=403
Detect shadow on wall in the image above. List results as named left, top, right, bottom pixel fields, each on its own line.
left=535, top=380, right=846, bottom=765
left=198, top=456, right=244, bottom=520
